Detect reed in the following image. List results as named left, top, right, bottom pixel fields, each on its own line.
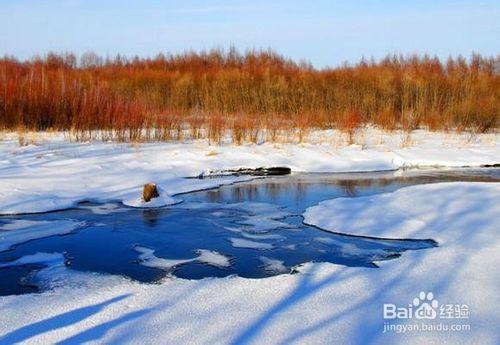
left=1, top=50, right=498, bottom=144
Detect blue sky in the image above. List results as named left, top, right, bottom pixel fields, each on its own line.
left=0, top=0, right=498, bottom=67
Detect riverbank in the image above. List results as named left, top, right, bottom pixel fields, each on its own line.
left=0, top=128, right=498, bottom=214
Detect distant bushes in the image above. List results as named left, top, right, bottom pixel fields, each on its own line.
left=0, top=49, right=498, bottom=143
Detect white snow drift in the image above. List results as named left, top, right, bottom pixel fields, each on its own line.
left=0, top=182, right=498, bottom=344
left=0, top=129, right=497, bottom=214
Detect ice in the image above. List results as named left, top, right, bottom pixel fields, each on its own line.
left=236, top=217, right=291, bottom=233
left=77, top=202, right=124, bottom=215
left=134, top=246, right=196, bottom=269
left=259, top=256, right=288, bottom=274
left=337, top=243, right=389, bottom=259
left=0, top=128, right=498, bottom=344
left=229, top=238, right=274, bottom=250
left=134, top=246, right=231, bottom=270
left=0, top=219, right=85, bottom=252
left=185, top=201, right=293, bottom=233
left=241, top=233, right=285, bottom=240
left=0, top=252, right=65, bottom=269
left=221, top=226, right=242, bottom=233
left=196, top=250, right=231, bottom=268
left=0, top=182, right=498, bottom=344
left=224, top=202, right=292, bottom=233
left=314, top=237, right=336, bottom=245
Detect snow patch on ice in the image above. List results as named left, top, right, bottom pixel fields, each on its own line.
left=314, top=237, right=391, bottom=258
left=230, top=238, right=274, bottom=250
left=223, top=202, right=292, bottom=232
left=259, top=256, right=288, bottom=274
left=134, top=246, right=231, bottom=270
left=0, top=219, right=85, bottom=252
left=241, top=233, right=285, bottom=240
left=196, top=249, right=231, bottom=268
left=134, top=246, right=195, bottom=270
left=0, top=252, right=65, bottom=269
left=184, top=201, right=292, bottom=233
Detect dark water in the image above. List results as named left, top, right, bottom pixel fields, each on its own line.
left=0, top=168, right=498, bottom=296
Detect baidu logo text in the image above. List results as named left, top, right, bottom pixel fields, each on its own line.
left=384, top=291, right=439, bottom=319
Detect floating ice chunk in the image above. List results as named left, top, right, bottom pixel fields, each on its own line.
left=134, top=246, right=195, bottom=269
left=134, top=246, right=231, bottom=270
left=196, top=250, right=231, bottom=268
left=259, top=256, right=288, bottom=274
left=224, top=202, right=293, bottom=232
left=0, top=252, right=67, bottom=292
left=237, top=217, right=291, bottom=233
left=0, top=219, right=85, bottom=252
left=0, top=252, right=65, bottom=269
left=196, top=202, right=292, bottom=235
left=180, top=201, right=293, bottom=232
left=0, top=252, right=99, bottom=292
left=229, top=238, right=273, bottom=250
left=241, top=233, right=285, bottom=240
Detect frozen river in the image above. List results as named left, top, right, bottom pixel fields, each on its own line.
left=1, top=168, right=498, bottom=296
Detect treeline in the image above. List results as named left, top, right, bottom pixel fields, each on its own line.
left=0, top=49, right=498, bottom=143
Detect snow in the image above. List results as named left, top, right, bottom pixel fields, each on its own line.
left=303, top=182, right=500, bottom=240
left=184, top=201, right=292, bottom=233
left=134, top=246, right=196, bottom=270
left=134, top=246, right=231, bottom=270
left=0, top=252, right=65, bottom=269
left=259, top=256, right=288, bottom=274
left=122, top=185, right=181, bottom=208
left=229, top=238, right=274, bottom=250
left=0, top=182, right=498, bottom=344
left=195, top=250, right=231, bottom=268
left=0, top=129, right=497, bottom=215
left=0, top=219, right=85, bottom=252
left=225, top=202, right=292, bottom=232
left=0, top=128, right=498, bottom=344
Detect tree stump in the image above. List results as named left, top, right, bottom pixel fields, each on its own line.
left=143, top=183, right=159, bottom=202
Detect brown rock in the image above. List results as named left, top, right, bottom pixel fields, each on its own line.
left=143, top=183, right=159, bottom=202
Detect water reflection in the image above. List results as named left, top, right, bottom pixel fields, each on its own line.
left=142, top=209, right=162, bottom=227
left=185, top=168, right=499, bottom=212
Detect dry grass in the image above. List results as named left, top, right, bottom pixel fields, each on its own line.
left=0, top=50, right=498, bottom=144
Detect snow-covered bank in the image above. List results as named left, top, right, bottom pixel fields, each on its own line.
left=0, top=182, right=498, bottom=344
left=303, top=182, right=500, bottom=240
left=0, top=129, right=497, bottom=215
